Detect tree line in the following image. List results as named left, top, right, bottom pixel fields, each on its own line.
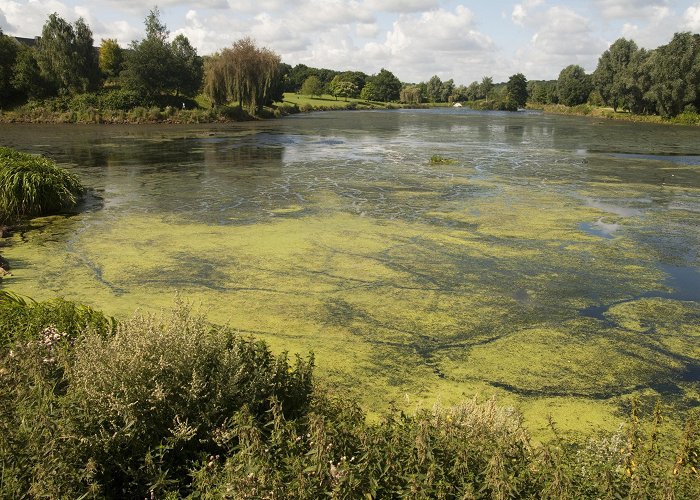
left=1, top=9, right=698, bottom=119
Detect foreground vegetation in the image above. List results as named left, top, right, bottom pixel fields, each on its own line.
left=1, top=292, right=698, bottom=498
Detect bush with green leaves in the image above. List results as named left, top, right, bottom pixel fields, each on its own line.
left=0, top=147, right=84, bottom=223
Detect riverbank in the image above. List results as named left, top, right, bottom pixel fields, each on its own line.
left=0, top=92, right=400, bottom=124
left=535, top=103, right=700, bottom=126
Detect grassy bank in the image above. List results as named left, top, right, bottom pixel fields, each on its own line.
left=535, top=103, right=700, bottom=126
left=279, top=92, right=396, bottom=112
left=1, top=293, right=698, bottom=498
left=0, top=90, right=416, bottom=124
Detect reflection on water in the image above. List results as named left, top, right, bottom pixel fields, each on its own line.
left=1, top=111, right=699, bottom=433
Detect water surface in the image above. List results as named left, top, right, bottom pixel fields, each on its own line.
left=2, top=109, right=699, bottom=434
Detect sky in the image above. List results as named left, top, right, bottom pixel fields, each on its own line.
left=1, top=0, right=699, bottom=84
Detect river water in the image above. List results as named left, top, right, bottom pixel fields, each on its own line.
left=2, top=109, right=699, bottom=433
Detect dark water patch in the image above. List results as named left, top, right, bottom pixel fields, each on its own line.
left=610, top=153, right=700, bottom=166
left=579, top=221, right=616, bottom=239
left=580, top=264, right=700, bottom=321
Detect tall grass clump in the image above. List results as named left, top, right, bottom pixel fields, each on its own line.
left=0, top=147, right=84, bottom=224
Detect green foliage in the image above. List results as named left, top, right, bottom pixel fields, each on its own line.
left=98, top=38, right=123, bottom=78
left=593, top=38, right=639, bottom=111
left=300, top=75, right=324, bottom=97
left=400, top=84, right=423, bottom=104
left=359, top=80, right=381, bottom=101
left=0, top=292, right=113, bottom=348
left=430, top=155, right=456, bottom=164
left=0, top=29, right=19, bottom=103
left=35, top=13, right=100, bottom=95
left=9, top=43, right=43, bottom=101
left=203, top=37, right=280, bottom=114
left=557, top=64, right=592, bottom=106
left=171, top=34, right=204, bottom=97
left=122, top=8, right=203, bottom=100
left=480, top=76, right=494, bottom=101
left=367, top=68, right=402, bottom=102
left=0, top=147, right=84, bottom=224
left=0, top=301, right=314, bottom=497
left=647, top=32, right=700, bottom=118
left=506, top=72, right=528, bottom=107
left=328, top=74, right=358, bottom=100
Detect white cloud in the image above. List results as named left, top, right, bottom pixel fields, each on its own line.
left=684, top=2, right=700, bottom=31
left=591, top=0, right=670, bottom=19
left=617, top=5, right=676, bottom=48
left=362, top=0, right=439, bottom=13
left=512, top=5, right=607, bottom=79
left=355, top=6, right=496, bottom=82
left=512, top=0, right=545, bottom=26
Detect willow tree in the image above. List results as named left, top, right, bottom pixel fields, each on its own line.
left=204, top=38, right=280, bottom=114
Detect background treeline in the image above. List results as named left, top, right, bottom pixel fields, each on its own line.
left=1, top=291, right=699, bottom=499
left=0, top=8, right=698, bottom=121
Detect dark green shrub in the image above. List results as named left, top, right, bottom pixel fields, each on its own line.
left=0, top=147, right=84, bottom=223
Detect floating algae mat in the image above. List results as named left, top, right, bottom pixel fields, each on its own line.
left=1, top=112, right=699, bottom=436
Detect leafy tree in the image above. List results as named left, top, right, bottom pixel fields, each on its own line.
left=337, top=71, right=367, bottom=93
left=99, top=38, right=123, bottom=78
left=594, top=38, right=638, bottom=111
left=171, top=34, right=203, bottom=97
left=440, top=78, right=455, bottom=102
left=73, top=18, right=100, bottom=91
left=626, top=48, right=654, bottom=114
left=300, top=75, right=324, bottom=97
left=10, top=44, right=43, bottom=100
left=506, top=73, right=528, bottom=107
left=466, top=81, right=480, bottom=100
left=0, top=29, right=19, bottom=103
left=400, top=84, right=422, bottom=104
left=647, top=32, right=700, bottom=117
left=480, top=76, right=494, bottom=101
left=265, top=62, right=289, bottom=105
left=122, top=8, right=203, bottom=100
left=359, top=81, right=381, bottom=101
left=426, top=75, right=442, bottom=102
left=122, top=7, right=176, bottom=98
left=368, top=68, right=401, bottom=102
left=35, top=13, right=99, bottom=95
left=329, top=75, right=357, bottom=100
left=203, top=37, right=280, bottom=114
left=556, top=64, right=592, bottom=106
left=451, top=84, right=468, bottom=102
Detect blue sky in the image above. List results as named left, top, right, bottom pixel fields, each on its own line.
left=1, top=1, right=698, bottom=83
